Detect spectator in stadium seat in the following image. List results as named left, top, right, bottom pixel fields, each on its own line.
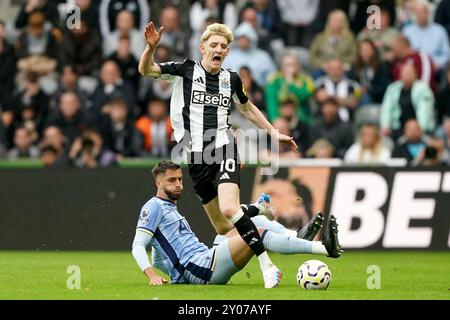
left=223, top=22, right=276, bottom=86
left=248, top=0, right=283, bottom=45
left=69, top=0, right=100, bottom=34
left=276, top=96, right=310, bottom=155
left=314, top=0, right=351, bottom=34
left=191, top=0, right=237, bottom=30
left=309, top=10, right=357, bottom=75
left=402, top=0, right=450, bottom=71
left=6, top=126, right=40, bottom=160
left=100, top=97, right=142, bottom=158
left=158, top=6, right=190, bottom=61
left=352, top=39, right=390, bottom=106
left=50, top=64, right=92, bottom=112
left=435, top=65, right=450, bottom=128
left=13, top=104, right=40, bottom=146
left=351, top=0, right=397, bottom=34
left=15, top=0, right=60, bottom=30
left=10, top=71, right=50, bottom=136
left=103, top=10, right=146, bottom=61
left=239, top=66, right=266, bottom=115
left=380, top=63, right=435, bottom=140
left=135, top=98, right=174, bottom=158
left=0, top=117, right=7, bottom=156
left=276, top=0, right=319, bottom=47
left=0, top=21, right=17, bottom=109
left=70, top=129, right=117, bottom=168
left=344, top=123, right=391, bottom=164
left=59, top=18, right=103, bottom=77
left=40, top=144, right=59, bottom=167
left=384, top=34, right=437, bottom=93
left=306, top=138, right=336, bottom=159
left=91, top=60, right=137, bottom=121
left=40, top=125, right=69, bottom=156
left=396, top=0, right=416, bottom=29
left=434, top=0, right=450, bottom=40
left=15, top=11, right=60, bottom=86
left=416, top=136, right=449, bottom=166
left=238, top=6, right=271, bottom=52
left=392, top=118, right=430, bottom=164
left=357, top=8, right=400, bottom=61
left=265, top=51, right=315, bottom=123
left=99, top=0, right=150, bottom=40
left=45, top=91, right=94, bottom=145
left=435, top=116, right=450, bottom=165
left=149, top=0, right=191, bottom=31
left=314, top=58, right=362, bottom=122
left=107, top=33, right=140, bottom=92
left=15, top=11, right=59, bottom=61
left=308, top=97, right=354, bottom=158
left=39, top=126, right=73, bottom=167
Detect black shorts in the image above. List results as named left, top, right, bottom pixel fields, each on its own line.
left=188, top=142, right=240, bottom=204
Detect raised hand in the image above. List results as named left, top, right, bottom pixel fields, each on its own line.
left=144, top=22, right=164, bottom=50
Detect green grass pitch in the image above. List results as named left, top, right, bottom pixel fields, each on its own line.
left=0, top=251, right=449, bottom=300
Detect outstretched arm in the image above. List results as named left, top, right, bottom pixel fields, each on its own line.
left=238, top=101, right=299, bottom=152
left=132, top=230, right=168, bottom=285
left=138, top=22, right=164, bottom=77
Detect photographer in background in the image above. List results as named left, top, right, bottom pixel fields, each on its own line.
left=69, top=129, right=117, bottom=168
left=414, top=137, right=449, bottom=166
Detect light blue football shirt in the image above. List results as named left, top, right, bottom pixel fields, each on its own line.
left=136, top=196, right=210, bottom=283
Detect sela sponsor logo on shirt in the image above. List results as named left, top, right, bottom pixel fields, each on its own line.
left=191, top=90, right=230, bottom=107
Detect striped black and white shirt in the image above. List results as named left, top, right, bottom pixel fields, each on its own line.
left=159, top=59, right=248, bottom=152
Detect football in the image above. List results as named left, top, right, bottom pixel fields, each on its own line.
left=297, top=260, right=331, bottom=290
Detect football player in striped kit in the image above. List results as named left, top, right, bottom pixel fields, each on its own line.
left=138, top=22, right=299, bottom=288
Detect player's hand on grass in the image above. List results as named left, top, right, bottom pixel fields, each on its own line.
left=149, top=275, right=168, bottom=286
left=144, top=22, right=164, bottom=50
left=144, top=267, right=168, bottom=286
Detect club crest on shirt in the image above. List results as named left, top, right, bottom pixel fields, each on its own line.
left=220, top=77, right=230, bottom=89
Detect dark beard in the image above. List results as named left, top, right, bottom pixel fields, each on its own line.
left=164, top=188, right=181, bottom=201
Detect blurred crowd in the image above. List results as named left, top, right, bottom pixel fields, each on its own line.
left=0, top=0, right=450, bottom=168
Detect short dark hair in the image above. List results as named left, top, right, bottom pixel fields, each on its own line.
left=40, top=144, right=58, bottom=155
left=151, top=160, right=181, bottom=178
left=109, top=96, right=128, bottom=108
left=320, top=97, right=339, bottom=108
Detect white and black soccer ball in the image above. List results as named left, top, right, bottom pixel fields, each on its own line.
left=297, top=260, right=331, bottom=290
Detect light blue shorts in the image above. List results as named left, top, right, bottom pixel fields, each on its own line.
left=209, top=240, right=240, bottom=285
left=183, top=248, right=216, bottom=284
left=177, top=240, right=240, bottom=285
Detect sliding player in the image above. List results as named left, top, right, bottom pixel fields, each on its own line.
left=131, top=161, right=342, bottom=286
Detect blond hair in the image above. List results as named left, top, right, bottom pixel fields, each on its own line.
left=325, top=9, right=352, bottom=37
left=201, top=23, right=233, bottom=44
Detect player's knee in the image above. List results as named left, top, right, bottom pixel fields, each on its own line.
left=257, top=227, right=265, bottom=236
left=219, top=203, right=240, bottom=219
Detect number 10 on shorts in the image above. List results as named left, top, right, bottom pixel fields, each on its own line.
left=220, top=159, right=236, bottom=173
